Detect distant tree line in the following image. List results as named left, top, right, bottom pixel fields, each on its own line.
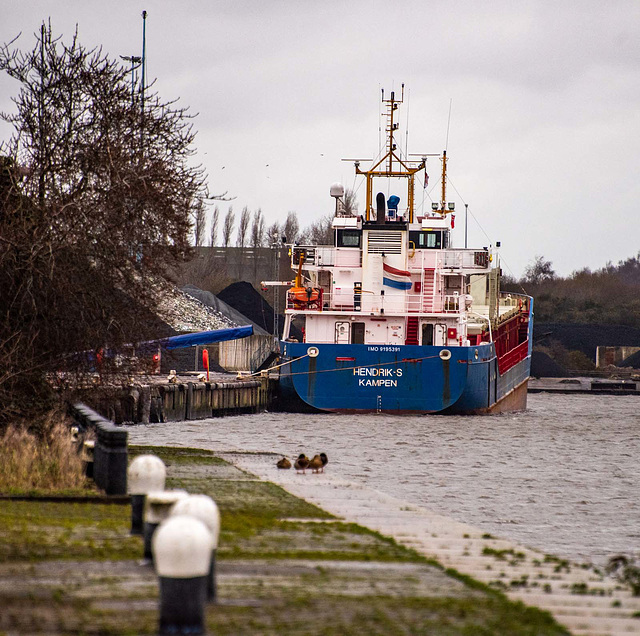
left=192, top=189, right=359, bottom=248
left=503, top=253, right=640, bottom=328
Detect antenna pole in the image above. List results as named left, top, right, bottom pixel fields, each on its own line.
left=141, top=11, right=147, bottom=115
left=465, top=203, right=468, bottom=249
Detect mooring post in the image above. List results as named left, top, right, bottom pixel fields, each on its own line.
left=171, top=494, right=221, bottom=602
left=143, top=490, right=188, bottom=561
left=153, top=515, right=212, bottom=635
left=127, top=455, right=166, bottom=535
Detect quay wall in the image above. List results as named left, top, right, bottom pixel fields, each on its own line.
left=74, top=377, right=276, bottom=425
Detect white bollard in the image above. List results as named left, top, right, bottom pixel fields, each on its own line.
left=82, top=440, right=95, bottom=479
left=153, top=515, right=213, bottom=635
left=171, top=494, right=221, bottom=602
left=127, top=455, right=166, bottom=536
left=143, top=490, right=187, bottom=560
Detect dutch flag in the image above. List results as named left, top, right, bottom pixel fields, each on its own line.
left=382, top=263, right=412, bottom=291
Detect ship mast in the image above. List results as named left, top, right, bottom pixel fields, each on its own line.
left=355, top=85, right=426, bottom=224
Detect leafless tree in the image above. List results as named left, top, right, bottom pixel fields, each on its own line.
left=301, top=213, right=334, bottom=245
left=222, top=206, right=234, bottom=247
left=0, top=25, right=211, bottom=429
left=343, top=188, right=358, bottom=215
left=193, top=200, right=206, bottom=246
left=283, top=211, right=300, bottom=244
left=250, top=208, right=265, bottom=248
left=266, top=221, right=281, bottom=247
left=209, top=205, right=219, bottom=247
left=236, top=206, right=250, bottom=248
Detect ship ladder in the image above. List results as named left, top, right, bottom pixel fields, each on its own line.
left=405, top=316, right=420, bottom=345
left=422, top=268, right=437, bottom=312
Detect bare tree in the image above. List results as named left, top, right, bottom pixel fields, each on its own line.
left=283, top=211, right=299, bottom=244
left=0, top=25, right=210, bottom=428
left=302, top=213, right=334, bottom=245
left=523, top=255, right=555, bottom=285
left=193, top=200, right=206, bottom=246
left=266, top=221, right=281, bottom=247
left=343, top=188, right=358, bottom=215
left=209, top=205, right=219, bottom=247
left=251, top=208, right=265, bottom=248
left=236, top=206, right=250, bottom=248
left=222, top=206, right=234, bottom=247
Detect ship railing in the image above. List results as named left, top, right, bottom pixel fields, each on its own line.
left=443, top=294, right=462, bottom=313
left=286, top=289, right=464, bottom=315
left=408, top=249, right=491, bottom=271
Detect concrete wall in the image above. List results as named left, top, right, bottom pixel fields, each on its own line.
left=74, top=377, right=276, bottom=424
left=596, top=346, right=640, bottom=368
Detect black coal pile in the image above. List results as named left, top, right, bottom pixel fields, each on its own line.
left=620, top=350, right=640, bottom=369
left=530, top=351, right=568, bottom=378
left=182, top=285, right=268, bottom=334
left=534, top=323, right=640, bottom=361
left=217, top=281, right=303, bottom=340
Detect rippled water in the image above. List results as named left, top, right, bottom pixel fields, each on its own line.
left=123, top=393, right=640, bottom=566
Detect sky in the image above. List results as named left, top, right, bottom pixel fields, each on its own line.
left=1, top=1, right=639, bottom=278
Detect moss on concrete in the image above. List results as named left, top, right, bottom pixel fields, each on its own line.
left=0, top=445, right=570, bottom=635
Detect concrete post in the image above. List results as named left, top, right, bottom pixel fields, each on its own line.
left=143, top=490, right=188, bottom=560
left=127, top=455, right=166, bottom=535
left=171, top=494, right=221, bottom=602
left=153, top=515, right=213, bottom=635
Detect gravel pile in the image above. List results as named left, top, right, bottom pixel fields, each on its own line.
left=155, top=283, right=236, bottom=333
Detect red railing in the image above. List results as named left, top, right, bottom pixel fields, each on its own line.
left=497, top=339, right=529, bottom=374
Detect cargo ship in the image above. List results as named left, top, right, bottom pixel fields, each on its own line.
left=272, top=87, right=532, bottom=414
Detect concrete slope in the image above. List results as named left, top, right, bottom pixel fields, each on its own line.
left=223, top=453, right=640, bottom=636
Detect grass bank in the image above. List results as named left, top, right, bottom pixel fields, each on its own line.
left=0, top=445, right=569, bottom=635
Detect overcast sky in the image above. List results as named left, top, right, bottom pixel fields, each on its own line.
left=2, top=1, right=639, bottom=278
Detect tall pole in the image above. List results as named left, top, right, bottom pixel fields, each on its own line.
left=141, top=10, right=147, bottom=113
left=140, top=10, right=147, bottom=149
left=465, top=203, right=468, bottom=249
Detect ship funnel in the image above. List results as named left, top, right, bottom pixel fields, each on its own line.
left=376, top=192, right=386, bottom=224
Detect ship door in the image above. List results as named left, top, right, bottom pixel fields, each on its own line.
left=352, top=322, right=365, bottom=344
left=434, top=324, right=446, bottom=346
left=421, top=323, right=434, bottom=346
left=335, top=321, right=351, bottom=344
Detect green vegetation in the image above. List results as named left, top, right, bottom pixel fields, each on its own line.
left=0, top=445, right=571, bottom=635
left=505, top=253, right=640, bottom=328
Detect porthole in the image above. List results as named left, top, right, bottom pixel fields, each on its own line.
left=439, top=349, right=451, bottom=361
left=307, top=346, right=319, bottom=358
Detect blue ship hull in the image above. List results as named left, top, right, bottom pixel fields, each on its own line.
left=277, top=301, right=533, bottom=415
left=278, top=341, right=531, bottom=414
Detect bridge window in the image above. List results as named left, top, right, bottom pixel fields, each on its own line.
left=337, top=229, right=361, bottom=248
left=409, top=230, right=445, bottom=249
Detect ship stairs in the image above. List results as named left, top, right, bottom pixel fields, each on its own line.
left=422, top=268, right=437, bottom=312
left=405, top=316, right=419, bottom=345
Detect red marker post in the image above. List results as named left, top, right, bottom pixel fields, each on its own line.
left=202, top=349, right=209, bottom=381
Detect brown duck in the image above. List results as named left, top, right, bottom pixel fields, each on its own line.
left=320, top=453, right=328, bottom=472
left=294, top=454, right=309, bottom=474
left=308, top=454, right=323, bottom=473
left=276, top=457, right=291, bottom=469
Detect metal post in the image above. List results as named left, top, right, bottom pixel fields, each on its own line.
left=465, top=203, right=468, bottom=249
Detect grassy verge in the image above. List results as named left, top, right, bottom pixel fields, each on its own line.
left=0, top=445, right=569, bottom=635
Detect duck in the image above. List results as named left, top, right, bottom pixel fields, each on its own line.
left=276, top=457, right=291, bottom=469
left=294, top=454, right=309, bottom=474
left=320, top=453, right=328, bottom=472
left=308, top=454, right=323, bottom=473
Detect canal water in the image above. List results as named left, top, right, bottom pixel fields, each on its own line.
left=123, top=393, right=640, bottom=567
